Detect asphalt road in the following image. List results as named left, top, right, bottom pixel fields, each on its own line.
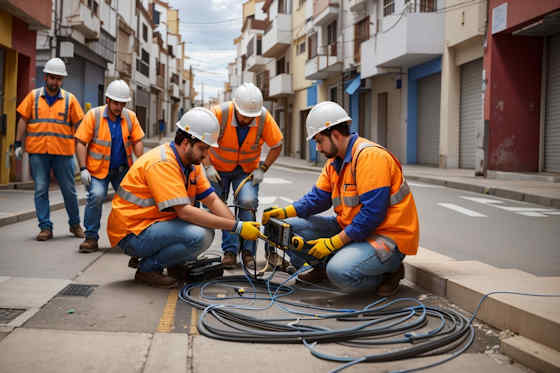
left=261, top=165, right=560, bottom=276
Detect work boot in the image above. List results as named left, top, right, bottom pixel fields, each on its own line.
left=79, top=238, right=99, bottom=253
left=297, top=266, right=328, bottom=284
left=376, top=264, right=405, bottom=297
left=36, top=229, right=53, bottom=241
left=128, top=257, right=140, bottom=269
left=134, top=270, right=177, bottom=288
left=69, top=225, right=85, bottom=238
left=166, top=265, right=188, bottom=281
left=266, top=251, right=296, bottom=274
left=222, top=252, right=237, bottom=269
left=241, top=250, right=256, bottom=271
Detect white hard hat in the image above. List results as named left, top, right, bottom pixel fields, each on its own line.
left=233, top=82, right=263, bottom=117
left=175, top=107, right=220, bottom=147
left=43, top=57, right=68, bottom=77
left=306, top=101, right=352, bottom=141
left=105, top=80, right=131, bottom=102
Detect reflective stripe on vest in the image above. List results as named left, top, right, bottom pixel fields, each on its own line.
left=28, top=88, right=72, bottom=127
left=216, top=102, right=266, bottom=148
left=331, top=142, right=410, bottom=209
left=93, top=107, right=133, bottom=146
left=27, top=132, right=74, bottom=139
left=117, top=187, right=155, bottom=207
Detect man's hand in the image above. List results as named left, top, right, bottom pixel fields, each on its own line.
left=233, top=221, right=264, bottom=241
left=205, top=165, right=221, bottom=184
left=261, top=205, right=297, bottom=225
left=14, top=141, right=23, bottom=160
left=250, top=162, right=268, bottom=186
left=307, top=235, right=344, bottom=260
left=80, top=168, right=92, bottom=188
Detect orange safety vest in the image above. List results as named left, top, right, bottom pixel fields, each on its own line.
left=86, top=106, right=135, bottom=179
left=25, top=88, right=76, bottom=155
left=326, top=137, right=419, bottom=255
left=210, top=102, right=270, bottom=173
left=107, top=144, right=210, bottom=247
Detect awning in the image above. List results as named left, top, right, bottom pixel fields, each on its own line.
left=345, top=75, right=361, bottom=95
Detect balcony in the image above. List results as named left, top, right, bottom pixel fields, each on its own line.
left=247, top=54, right=267, bottom=72
left=349, top=0, right=367, bottom=12
left=117, top=59, right=132, bottom=78
left=169, top=83, right=180, bottom=99
left=263, top=14, right=291, bottom=58
left=313, top=0, right=340, bottom=27
left=269, top=74, right=293, bottom=98
left=304, top=44, right=342, bottom=80
left=374, top=5, right=443, bottom=69
left=67, top=1, right=100, bottom=40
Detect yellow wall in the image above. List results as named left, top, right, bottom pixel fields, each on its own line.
left=445, top=0, right=486, bottom=48
left=0, top=11, right=13, bottom=48
left=1, top=50, right=18, bottom=184
left=167, top=9, right=179, bottom=34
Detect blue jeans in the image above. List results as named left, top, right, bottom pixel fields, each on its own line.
left=119, top=219, right=215, bottom=272
left=285, top=216, right=405, bottom=293
left=84, top=166, right=128, bottom=240
left=211, top=166, right=259, bottom=255
left=29, top=154, right=80, bottom=231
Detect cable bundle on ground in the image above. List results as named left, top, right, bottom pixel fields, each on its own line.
left=178, top=273, right=476, bottom=373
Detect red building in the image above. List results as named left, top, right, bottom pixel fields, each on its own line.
left=484, top=0, right=560, bottom=172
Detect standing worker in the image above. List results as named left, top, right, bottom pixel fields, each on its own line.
left=13, top=57, right=85, bottom=241
left=204, top=82, right=283, bottom=270
left=74, top=80, right=144, bottom=253
left=262, top=102, right=419, bottom=296
left=107, top=108, right=263, bottom=287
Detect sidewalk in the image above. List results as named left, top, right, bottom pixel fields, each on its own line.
left=274, top=156, right=560, bottom=208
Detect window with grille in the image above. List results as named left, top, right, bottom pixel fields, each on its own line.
left=257, top=36, right=262, bottom=56
left=383, top=0, right=395, bottom=16
left=419, top=0, right=437, bottom=12
left=276, top=57, right=285, bottom=75
left=142, top=24, right=148, bottom=42
left=327, top=21, right=337, bottom=46
left=354, top=17, right=370, bottom=63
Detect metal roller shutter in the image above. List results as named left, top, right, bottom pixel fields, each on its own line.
left=459, top=59, right=483, bottom=169
left=417, top=73, right=441, bottom=166
left=545, top=34, right=560, bottom=172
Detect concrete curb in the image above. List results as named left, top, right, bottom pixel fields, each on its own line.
left=274, top=161, right=560, bottom=208
left=403, top=250, right=560, bottom=372
left=0, top=192, right=115, bottom=228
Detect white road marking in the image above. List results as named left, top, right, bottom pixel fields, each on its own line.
left=493, top=206, right=556, bottom=212
left=437, top=203, right=487, bottom=217
left=260, top=196, right=277, bottom=205
left=517, top=212, right=548, bottom=217
left=279, top=197, right=294, bottom=203
left=407, top=182, right=441, bottom=188
left=460, top=196, right=504, bottom=204
left=262, top=178, right=292, bottom=184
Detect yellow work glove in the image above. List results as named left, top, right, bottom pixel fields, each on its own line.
left=307, top=235, right=344, bottom=260
left=233, top=221, right=264, bottom=241
left=261, top=205, right=297, bottom=225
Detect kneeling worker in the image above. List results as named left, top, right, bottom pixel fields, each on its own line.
left=107, top=108, right=263, bottom=287
left=262, top=102, right=419, bottom=296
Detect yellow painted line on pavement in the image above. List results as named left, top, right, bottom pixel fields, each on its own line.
left=190, top=308, right=199, bottom=335
left=157, top=288, right=178, bottom=333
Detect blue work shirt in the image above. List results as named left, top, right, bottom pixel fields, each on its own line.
left=293, top=133, right=391, bottom=241
left=169, top=141, right=214, bottom=200
left=104, top=108, right=128, bottom=169
left=43, top=89, right=62, bottom=106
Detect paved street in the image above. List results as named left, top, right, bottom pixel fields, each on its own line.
left=0, top=164, right=544, bottom=372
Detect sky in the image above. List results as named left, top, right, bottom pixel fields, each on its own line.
left=168, top=0, right=244, bottom=102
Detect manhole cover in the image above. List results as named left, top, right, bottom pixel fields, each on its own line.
left=0, top=308, right=26, bottom=323
left=57, top=284, right=98, bottom=297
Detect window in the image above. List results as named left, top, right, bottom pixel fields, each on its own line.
left=278, top=0, right=287, bottom=14
left=142, top=24, right=148, bottom=42
left=276, top=57, right=285, bottom=75
left=257, top=36, right=262, bottom=56
left=329, top=86, right=337, bottom=103
left=383, top=0, right=395, bottom=16
left=307, top=33, right=317, bottom=59
left=419, top=0, right=437, bottom=12
left=141, top=48, right=149, bottom=64
left=247, top=38, right=254, bottom=57
left=327, top=21, right=337, bottom=45
left=354, top=17, right=370, bottom=63
left=297, top=39, right=306, bottom=55
left=93, top=1, right=99, bottom=16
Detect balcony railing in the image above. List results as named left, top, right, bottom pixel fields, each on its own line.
left=67, top=0, right=100, bottom=39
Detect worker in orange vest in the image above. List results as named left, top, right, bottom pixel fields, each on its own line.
left=13, top=57, right=85, bottom=241
left=107, top=108, right=264, bottom=288
left=75, top=80, right=145, bottom=253
left=263, top=102, right=419, bottom=296
left=204, top=83, right=283, bottom=270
